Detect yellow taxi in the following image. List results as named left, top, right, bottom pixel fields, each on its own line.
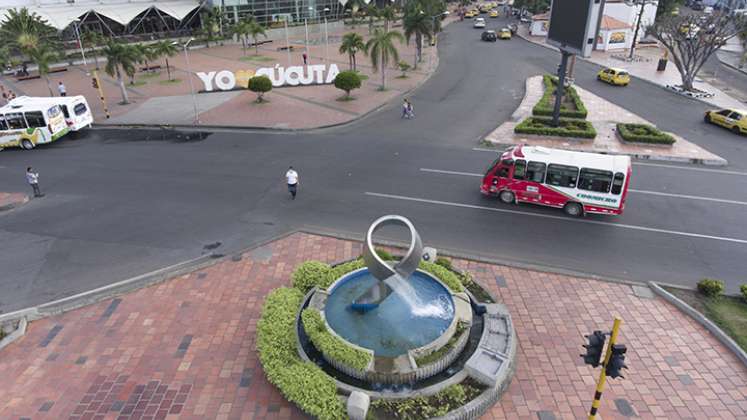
left=489, top=10, right=499, bottom=17
left=499, top=28, right=511, bottom=39
left=704, top=109, right=747, bottom=134
left=467, top=9, right=479, bottom=18
left=596, top=67, right=630, bottom=86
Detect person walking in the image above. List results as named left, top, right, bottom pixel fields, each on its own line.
left=406, top=99, right=414, bottom=119
left=402, top=99, right=410, bottom=119
left=26, top=167, right=44, bottom=198
left=285, top=166, right=299, bottom=200
left=302, top=52, right=308, bottom=65
left=57, top=81, right=67, bottom=97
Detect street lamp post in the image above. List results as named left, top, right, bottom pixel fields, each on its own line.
left=174, top=38, right=199, bottom=125
left=426, top=11, right=449, bottom=70
left=626, top=0, right=655, bottom=60
left=324, top=7, right=330, bottom=63
left=72, top=19, right=88, bottom=70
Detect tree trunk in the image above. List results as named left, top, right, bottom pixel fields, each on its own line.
left=92, top=50, right=100, bottom=70
left=44, top=76, right=54, bottom=97
left=117, top=69, right=130, bottom=104
left=242, top=37, right=247, bottom=55
left=349, top=53, right=353, bottom=70
left=414, top=33, right=422, bottom=69
left=353, top=54, right=357, bottom=71
left=165, top=58, right=172, bottom=81
left=255, top=37, right=259, bottom=55
left=681, top=74, right=695, bottom=91
left=381, top=53, right=386, bottom=90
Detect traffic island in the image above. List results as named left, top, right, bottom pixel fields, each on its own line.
left=485, top=75, right=728, bottom=166
left=0, top=192, right=29, bottom=212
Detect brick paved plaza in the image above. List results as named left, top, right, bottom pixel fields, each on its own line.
left=1, top=233, right=746, bottom=419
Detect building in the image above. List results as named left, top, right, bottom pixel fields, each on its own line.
left=529, top=12, right=549, bottom=36
left=212, top=0, right=345, bottom=28
left=595, top=15, right=632, bottom=51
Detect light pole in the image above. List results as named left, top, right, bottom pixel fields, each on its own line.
left=174, top=38, right=199, bottom=125
left=625, top=0, right=655, bottom=60
left=306, top=7, right=312, bottom=58
left=324, top=7, right=330, bottom=63
left=72, top=19, right=88, bottom=70
left=425, top=11, right=449, bottom=70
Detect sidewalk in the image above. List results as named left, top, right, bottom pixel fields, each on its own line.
left=1, top=232, right=746, bottom=419
left=516, top=25, right=745, bottom=110
left=0, top=192, right=28, bottom=211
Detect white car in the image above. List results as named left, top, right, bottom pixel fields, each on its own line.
left=474, top=17, right=486, bottom=28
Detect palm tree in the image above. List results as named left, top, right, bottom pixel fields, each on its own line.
left=152, top=41, right=179, bottom=80
left=380, top=6, right=397, bottom=32
left=364, top=28, right=404, bottom=90
left=133, top=43, right=158, bottom=76
left=366, top=4, right=379, bottom=34
left=0, top=8, right=55, bottom=55
left=103, top=41, right=138, bottom=104
left=403, top=7, right=432, bottom=69
left=339, top=32, right=365, bottom=71
left=28, top=44, right=57, bottom=96
left=246, top=20, right=267, bottom=55
left=80, top=31, right=106, bottom=70
left=231, top=19, right=252, bottom=55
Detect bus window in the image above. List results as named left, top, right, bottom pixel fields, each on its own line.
left=46, top=106, right=61, bottom=119
left=74, top=103, right=88, bottom=115
left=546, top=164, right=579, bottom=188
left=24, top=111, right=46, bottom=128
left=60, top=105, right=70, bottom=119
left=526, top=162, right=546, bottom=183
left=611, top=173, right=625, bottom=195
left=578, top=168, right=613, bottom=193
left=0, top=115, right=7, bottom=131
left=513, top=160, right=527, bottom=179
left=5, top=112, right=27, bottom=129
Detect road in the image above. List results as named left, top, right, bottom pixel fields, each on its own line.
left=1, top=16, right=746, bottom=313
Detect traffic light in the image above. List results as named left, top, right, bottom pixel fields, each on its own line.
left=92, top=78, right=99, bottom=89
left=605, top=344, right=628, bottom=379
left=581, top=330, right=606, bottom=367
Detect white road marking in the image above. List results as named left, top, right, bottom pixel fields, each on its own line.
left=471, top=148, right=747, bottom=176
left=419, top=168, right=747, bottom=206
left=364, top=192, right=747, bottom=245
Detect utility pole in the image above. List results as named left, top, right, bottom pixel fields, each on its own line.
left=551, top=51, right=571, bottom=127
left=628, top=0, right=653, bottom=60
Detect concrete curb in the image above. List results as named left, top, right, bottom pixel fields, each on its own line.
left=0, top=317, right=27, bottom=351
left=0, top=194, right=29, bottom=212
left=648, top=282, right=747, bottom=368
left=716, top=51, right=747, bottom=76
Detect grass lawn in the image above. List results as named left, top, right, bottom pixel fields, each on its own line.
left=239, top=55, right=275, bottom=62
left=138, top=71, right=162, bottom=79
left=130, top=80, right=147, bottom=87
left=665, top=287, right=747, bottom=352
left=158, top=79, right=182, bottom=85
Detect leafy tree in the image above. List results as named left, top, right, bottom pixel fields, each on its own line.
left=152, top=40, right=179, bottom=80
left=199, top=8, right=224, bottom=48
left=246, top=19, right=267, bottom=55
left=248, top=75, right=272, bottom=102
left=103, top=41, right=138, bottom=104
left=513, top=0, right=550, bottom=14
left=403, top=5, right=433, bottom=69
left=334, top=70, right=362, bottom=99
left=80, top=31, right=106, bottom=70
left=0, top=8, right=56, bottom=56
left=652, top=13, right=744, bottom=91
left=364, top=28, right=404, bottom=90
left=28, top=44, right=58, bottom=96
left=339, top=32, right=365, bottom=70
left=656, top=0, right=682, bottom=21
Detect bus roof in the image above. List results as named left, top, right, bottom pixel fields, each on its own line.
left=7, top=95, right=85, bottom=107
left=509, top=145, right=631, bottom=174
left=1, top=96, right=64, bottom=113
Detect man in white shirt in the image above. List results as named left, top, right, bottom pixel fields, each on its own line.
left=58, top=82, right=67, bottom=97
left=26, top=166, right=43, bottom=197
left=285, top=166, right=298, bottom=200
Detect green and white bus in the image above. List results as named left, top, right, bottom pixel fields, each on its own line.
left=0, top=99, right=69, bottom=150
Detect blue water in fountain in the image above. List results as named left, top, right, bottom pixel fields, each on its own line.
left=325, top=269, right=454, bottom=357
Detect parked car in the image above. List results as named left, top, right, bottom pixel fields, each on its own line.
left=597, top=67, right=630, bottom=86
left=499, top=28, right=512, bottom=39
left=474, top=17, right=486, bottom=28
left=704, top=6, right=714, bottom=14
left=490, top=10, right=499, bottom=17
left=481, top=30, right=497, bottom=42
left=704, top=109, right=747, bottom=134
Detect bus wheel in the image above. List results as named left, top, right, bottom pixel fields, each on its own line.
left=499, top=190, right=515, bottom=204
left=21, top=139, right=34, bottom=150
left=564, top=202, right=583, bottom=217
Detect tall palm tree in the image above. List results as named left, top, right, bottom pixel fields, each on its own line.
left=366, top=4, right=379, bottom=34
left=246, top=20, right=267, bottom=55
left=403, top=7, right=432, bottom=69
left=380, top=6, right=397, bottom=32
left=231, top=19, right=252, bottom=55
left=80, top=31, right=106, bottom=70
left=152, top=41, right=179, bottom=80
left=133, top=43, right=158, bottom=76
left=339, top=32, right=365, bottom=70
left=0, top=8, right=55, bottom=55
left=103, top=41, right=138, bottom=104
left=364, top=28, right=404, bottom=90
left=28, top=44, right=57, bottom=96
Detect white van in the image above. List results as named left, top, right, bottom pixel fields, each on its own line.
left=0, top=100, right=69, bottom=150
left=57, top=96, right=93, bottom=131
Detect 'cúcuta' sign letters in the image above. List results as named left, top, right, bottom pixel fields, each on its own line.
left=197, top=63, right=340, bottom=92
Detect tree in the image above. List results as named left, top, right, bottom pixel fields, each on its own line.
left=231, top=19, right=251, bottom=55
left=248, top=75, right=272, bottom=102
left=366, top=4, right=379, bottom=34
left=380, top=6, right=397, bottom=32
left=655, top=0, right=681, bottom=21
left=152, top=41, right=179, bottom=80
left=398, top=60, right=411, bottom=77
left=364, top=28, right=404, bottom=90
left=652, top=13, right=744, bottom=91
left=80, top=31, right=106, bottom=70
left=513, top=0, right=550, bottom=14
left=133, top=43, right=158, bottom=74
left=0, top=8, right=56, bottom=56
left=339, top=32, right=365, bottom=70
left=28, top=44, right=58, bottom=96
left=103, top=41, right=138, bottom=104
left=246, top=20, right=268, bottom=55
left=403, top=5, right=433, bottom=69
left=199, top=8, right=224, bottom=48
left=334, top=70, right=362, bottom=99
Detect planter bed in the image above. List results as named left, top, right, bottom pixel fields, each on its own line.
left=515, top=116, right=596, bottom=139
left=616, top=123, right=675, bottom=146
left=532, top=74, right=588, bottom=119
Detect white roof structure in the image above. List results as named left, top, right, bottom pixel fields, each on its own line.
left=510, top=146, right=631, bottom=174
left=0, top=0, right=202, bottom=30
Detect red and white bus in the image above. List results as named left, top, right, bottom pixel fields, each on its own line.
left=481, top=146, right=632, bottom=216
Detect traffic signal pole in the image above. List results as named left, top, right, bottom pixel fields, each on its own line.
left=588, top=317, right=622, bottom=420
left=91, top=70, right=110, bottom=119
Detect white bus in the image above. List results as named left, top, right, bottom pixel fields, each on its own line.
left=0, top=100, right=69, bottom=150
left=9, top=96, right=93, bottom=132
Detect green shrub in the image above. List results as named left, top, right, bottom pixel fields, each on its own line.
left=302, top=309, right=372, bottom=371
left=515, top=116, right=597, bottom=139
left=248, top=75, right=272, bottom=102
left=291, top=261, right=332, bottom=293
left=398, top=60, right=411, bottom=78
left=419, top=261, right=463, bottom=292
left=333, top=70, right=362, bottom=99
left=371, top=384, right=472, bottom=418
left=532, top=74, right=588, bottom=119
left=740, top=284, right=747, bottom=302
left=324, top=259, right=367, bottom=289
left=434, top=257, right=453, bottom=270
left=257, top=287, right=346, bottom=419
left=697, top=278, right=724, bottom=298
left=415, top=321, right=469, bottom=366
left=616, top=123, right=675, bottom=145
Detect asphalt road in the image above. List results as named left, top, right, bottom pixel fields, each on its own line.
left=1, top=17, right=746, bottom=313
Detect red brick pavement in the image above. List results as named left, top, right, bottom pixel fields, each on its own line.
left=1, top=233, right=746, bottom=420
left=0, top=192, right=29, bottom=210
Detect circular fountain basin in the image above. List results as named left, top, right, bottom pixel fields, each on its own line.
left=325, top=268, right=455, bottom=357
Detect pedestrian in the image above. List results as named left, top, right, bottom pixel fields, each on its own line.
left=402, top=99, right=410, bottom=119
left=26, top=166, right=44, bottom=198
left=58, top=81, right=67, bottom=97
left=285, top=166, right=299, bottom=200
left=406, top=99, right=415, bottom=119
left=302, top=52, right=308, bottom=65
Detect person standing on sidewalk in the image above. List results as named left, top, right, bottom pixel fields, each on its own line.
left=302, top=53, right=308, bottom=65
left=285, top=166, right=299, bottom=200
left=26, top=167, right=44, bottom=198
left=57, top=82, right=67, bottom=97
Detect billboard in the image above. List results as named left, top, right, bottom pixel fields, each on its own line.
left=546, top=0, right=602, bottom=57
